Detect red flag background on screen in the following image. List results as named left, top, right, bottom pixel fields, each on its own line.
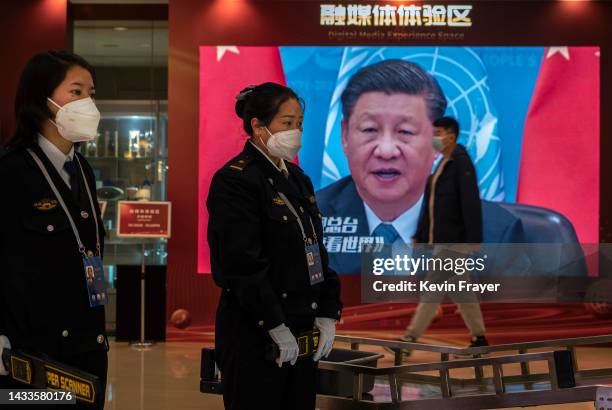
left=198, top=46, right=286, bottom=273
left=517, top=47, right=600, bottom=244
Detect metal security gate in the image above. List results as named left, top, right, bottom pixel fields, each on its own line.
left=316, top=334, right=612, bottom=409
left=201, top=334, right=612, bottom=409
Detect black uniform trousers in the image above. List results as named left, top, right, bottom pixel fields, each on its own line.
left=215, top=293, right=318, bottom=410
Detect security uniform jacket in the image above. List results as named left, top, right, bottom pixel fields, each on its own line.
left=0, top=140, right=108, bottom=408
left=207, top=141, right=342, bottom=410
left=207, top=141, right=342, bottom=331
left=415, top=144, right=483, bottom=244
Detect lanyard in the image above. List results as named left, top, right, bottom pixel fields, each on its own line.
left=277, top=192, right=318, bottom=244
left=27, top=149, right=101, bottom=258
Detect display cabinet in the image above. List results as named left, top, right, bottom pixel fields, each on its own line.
left=79, top=100, right=168, bottom=332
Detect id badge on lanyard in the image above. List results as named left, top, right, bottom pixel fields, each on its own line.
left=305, top=242, right=324, bottom=285
left=277, top=192, right=324, bottom=286
left=84, top=253, right=108, bottom=307
left=28, top=149, right=108, bottom=307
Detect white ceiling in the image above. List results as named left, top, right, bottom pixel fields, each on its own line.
left=74, top=20, right=168, bottom=67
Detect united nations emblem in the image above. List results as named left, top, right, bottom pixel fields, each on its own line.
left=321, top=46, right=505, bottom=201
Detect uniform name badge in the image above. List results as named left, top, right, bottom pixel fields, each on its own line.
left=305, top=243, right=324, bottom=286
left=83, top=255, right=108, bottom=307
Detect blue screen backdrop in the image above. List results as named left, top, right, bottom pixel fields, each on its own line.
left=280, top=46, right=544, bottom=202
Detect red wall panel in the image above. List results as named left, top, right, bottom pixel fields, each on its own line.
left=0, top=0, right=67, bottom=144
left=167, top=1, right=612, bottom=325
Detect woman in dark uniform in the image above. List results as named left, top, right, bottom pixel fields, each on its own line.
left=207, top=83, right=342, bottom=410
left=0, top=51, right=108, bottom=409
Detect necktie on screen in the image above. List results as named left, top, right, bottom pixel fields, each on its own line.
left=373, top=223, right=401, bottom=244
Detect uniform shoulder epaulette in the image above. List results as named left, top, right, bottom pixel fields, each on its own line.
left=0, top=145, right=19, bottom=161
left=226, top=154, right=253, bottom=172
left=285, top=161, right=304, bottom=174
left=228, top=159, right=247, bottom=172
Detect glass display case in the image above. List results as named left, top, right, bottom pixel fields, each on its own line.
left=78, top=100, right=168, bottom=286
left=71, top=15, right=169, bottom=336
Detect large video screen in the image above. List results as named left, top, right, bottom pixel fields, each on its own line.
left=197, top=46, right=599, bottom=274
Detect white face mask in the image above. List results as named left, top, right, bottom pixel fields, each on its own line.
left=47, top=97, right=101, bottom=143
left=264, top=127, right=302, bottom=161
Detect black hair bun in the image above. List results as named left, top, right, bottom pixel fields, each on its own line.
left=234, top=85, right=256, bottom=119
left=234, top=99, right=246, bottom=119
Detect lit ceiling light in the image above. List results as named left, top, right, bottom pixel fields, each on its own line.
left=113, top=26, right=128, bottom=32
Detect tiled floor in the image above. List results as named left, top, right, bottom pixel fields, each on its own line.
left=104, top=341, right=223, bottom=410
left=103, top=339, right=610, bottom=410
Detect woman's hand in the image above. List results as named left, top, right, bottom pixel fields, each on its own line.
left=313, top=317, right=336, bottom=361
left=268, top=324, right=299, bottom=367
left=0, top=335, right=11, bottom=376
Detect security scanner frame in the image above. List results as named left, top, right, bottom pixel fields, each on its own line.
left=318, top=334, right=612, bottom=409
left=201, top=334, right=612, bottom=409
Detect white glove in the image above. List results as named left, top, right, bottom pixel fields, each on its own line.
left=268, top=324, right=299, bottom=368
left=0, top=335, right=11, bottom=376
left=313, top=317, right=336, bottom=361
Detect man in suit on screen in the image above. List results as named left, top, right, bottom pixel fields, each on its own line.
left=316, top=59, right=525, bottom=274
